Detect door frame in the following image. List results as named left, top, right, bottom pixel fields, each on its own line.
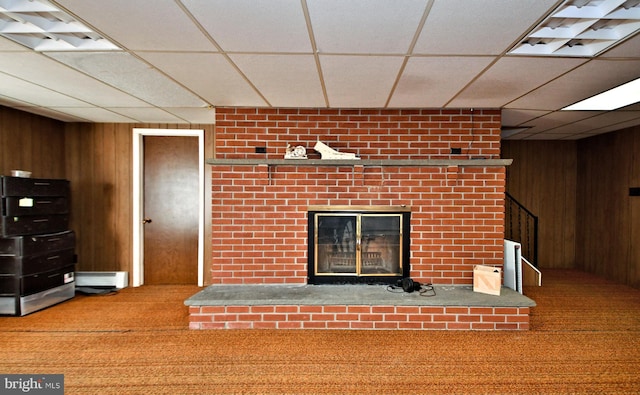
left=132, top=128, right=205, bottom=287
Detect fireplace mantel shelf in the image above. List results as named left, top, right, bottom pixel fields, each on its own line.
left=207, top=158, right=513, bottom=167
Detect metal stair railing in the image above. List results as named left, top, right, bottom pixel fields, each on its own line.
left=505, top=192, right=539, bottom=267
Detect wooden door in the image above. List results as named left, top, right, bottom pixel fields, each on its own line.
left=143, top=136, right=199, bottom=284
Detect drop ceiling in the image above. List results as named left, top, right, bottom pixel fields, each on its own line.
left=0, top=0, right=639, bottom=140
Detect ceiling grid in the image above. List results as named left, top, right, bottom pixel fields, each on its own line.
left=0, top=0, right=637, bottom=139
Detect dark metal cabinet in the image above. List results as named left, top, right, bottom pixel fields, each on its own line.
left=0, top=176, right=75, bottom=316
left=1, top=176, right=69, bottom=198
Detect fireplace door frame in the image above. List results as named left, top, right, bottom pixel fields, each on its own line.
left=307, top=206, right=410, bottom=285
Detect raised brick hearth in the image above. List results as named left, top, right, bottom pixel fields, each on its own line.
left=187, top=107, right=534, bottom=330
left=188, top=303, right=531, bottom=330
left=186, top=284, right=534, bottom=330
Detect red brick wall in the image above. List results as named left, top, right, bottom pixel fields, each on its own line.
left=211, top=108, right=504, bottom=285
left=189, top=305, right=531, bottom=330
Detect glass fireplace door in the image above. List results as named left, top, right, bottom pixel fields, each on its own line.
left=313, top=213, right=404, bottom=279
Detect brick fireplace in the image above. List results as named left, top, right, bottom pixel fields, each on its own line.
left=209, top=107, right=506, bottom=286
left=187, top=107, right=533, bottom=330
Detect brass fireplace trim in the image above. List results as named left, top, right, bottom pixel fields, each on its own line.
left=311, top=211, right=406, bottom=279
left=308, top=205, right=411, bottom=213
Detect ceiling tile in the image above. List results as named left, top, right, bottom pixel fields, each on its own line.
left=389, top=56, right=494, bottom=107
left=600, top=34, right=640, bottom=58
left=507, top=110, right=640, bottom=139
left=0, top=52, right=151, bottom=107
left=593, top=115, right=640, bottom=134
left=0, top=36, right=30, bottom=51
left=307, top=0, right=426, bottom=54
left=523, top=110, right=606, bottom=131
left=508, top=59, right=640, bottom=110
left=136, top=52, right=267, bottom=107
left=182, top=0, right=311, bottom=53
left=0, top=95, right=87, bottom=122
left=108, top=107, right=187, bottom=123
left=525, top=133, right=577, bottom=140
left=44, top=51, right=207, bottom=107
left=8, top=105, right=89, bottom=122
left=320, top=55, right=404, bottom=107
left=501, top=109, right=551, bottom=127
left=570, top=111, right=640, bottom=131
left=55, top=0, right=217, bottom=51
left=229, top=54, right=325, bottom=107
left=0, top=95, right=32, bottom=108
left=47, top=107, right=139, bottom=123
left=165, top=107, right=217, bottom=124
left=414, top=0, right=559, bottom=55
left=0, top=73, right=91, bottom=107
left=0, top=0, right=635, bottom=137
left=450, top=56, right=587, bottom=108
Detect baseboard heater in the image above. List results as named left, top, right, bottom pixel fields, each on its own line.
left=75, top=271, right=128, bottom=289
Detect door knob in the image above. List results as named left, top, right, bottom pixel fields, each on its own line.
left=143, top=218, right=153, bottom=224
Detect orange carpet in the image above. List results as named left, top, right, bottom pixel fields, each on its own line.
left=1, top=270, right=639, bottom=394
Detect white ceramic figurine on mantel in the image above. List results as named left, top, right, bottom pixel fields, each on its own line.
left=284, top=144, right=308, bottom=159
left=313, top=141, right=360, bottom=160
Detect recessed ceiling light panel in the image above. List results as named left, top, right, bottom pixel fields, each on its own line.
left=0, top=0, right=119, bottom=51
left=509, top=0, right=640, bottom=57
left=562, top=77, right=640, bottom=110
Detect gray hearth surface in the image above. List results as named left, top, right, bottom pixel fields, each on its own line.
left=184, top=284, right=536, bottom=308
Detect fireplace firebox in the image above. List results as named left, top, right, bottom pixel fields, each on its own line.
left=308, top=206, right=410, bottom=284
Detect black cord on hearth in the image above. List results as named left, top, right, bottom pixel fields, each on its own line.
left=385, top=282, right=436, bottom=297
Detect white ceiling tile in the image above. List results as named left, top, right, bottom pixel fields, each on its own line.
left=502, top=112, right=592, bottom=139
left=389, top=56, right=495, bottom=107
left=0, top=0, right=635, bottom=138
left=230, top=54, right=325, bottom=107
left=0, top=73, right=91, bottom=107
left=624, top=103, right=640, bottom=111
left=415, top=0, right=559, bottom=55
left=0, top=95, right=32, bottom=108
left=11, top=106, right=89, bottom=122
left=108, top=107, right=187, bottom=123
left=165, top=107, right=217, bottom=124
left=509, top=59, right=640, bottom=110
left=0, top=36, right=30, bottom=51
left=601, top=34, right=640, bottom=58
left=182, top=0, right=311, bottom=53
left=522, top=111, right=606, bottom=131
left=44, top=52, right=207, bottom=107
left=48, top=107, right=139, bottom=123
left=0, top=52, right=151, bottom=107
left=320, top=55, right=404, bottom=107
left=525, top=133, right=578, bottom=140
left=136, top=52, right=267, bottom=107
left=450, top=57, right=587, bottom=108
left=571, top=111, right=640, bottom=130
left=0, top=95, right=88, bottom=122
left=501, top=109, right=551, bottom=126
left=592, top=115, right=640, bottom=134
left=507, top=110, right=640, bottom=140
left=55, top=0, right=217, bottom=51
left=307, top=0, right=426, bottom=54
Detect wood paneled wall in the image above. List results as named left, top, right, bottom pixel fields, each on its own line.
left=576, top=126, right=640, bottom=288
left=501, top=140, right=577, bottom=269
left=0, top=106, right=66, bottom=178
left=64, top=123, right=132, bottom=273
left=4, top=105, right=639, bottom=287
left=64, top=123, right=215, bottom=278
